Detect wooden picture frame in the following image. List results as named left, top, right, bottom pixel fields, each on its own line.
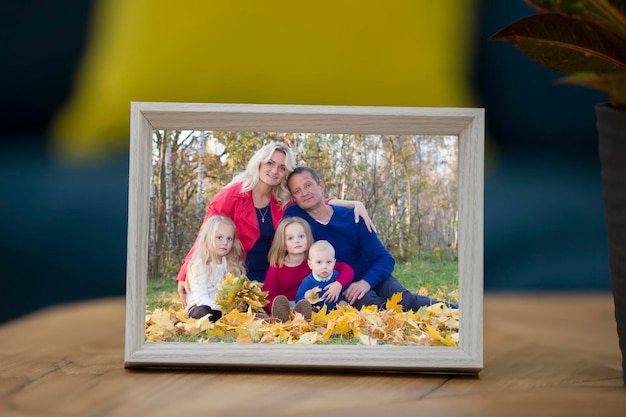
left=125, top=102, right=484, bottom=373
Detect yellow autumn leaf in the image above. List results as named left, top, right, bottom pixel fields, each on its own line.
left=423, top=323, right=457, bottom=347
left=290, top=313, right=309, bottom=328
left=416, top=305, right=431, bottom=320
left=385, top=292, right=403, bottom=312
left=147, top=308, right=175, bottom=328
left=195, top=315, right=213, bottom=332
left=206, top=328, right=226, bottom=338
left=389, top=328, right=408, bottom=344
left=370, top=327, right=386, bottom=340
left=404, top=317, right=421, bottom=331
left=359, top=334, right=378, bottom=345
left=171, top=307, right=188, bottom=323
left=307, top=286, right=324, bottom=304
left=295, top=332, right=319, bottom=344
left=245, top=299, right=265, bottom=309
left=382, top=313, right=405, bottom=332
left=311, top=304, right=329, bottom=325
left=180, top=321, right=199, bottom=335
left=259, top=332, right=275, bottom=344
left=216, top=308, right=257, bottom=330
left=334, top=308, right=360, bottom=335
left=236, top=334, right=252, bottom=344
left=258, top=321, right=291, bottom=343
left=361, top=309, right=383, bottom=328
left=359, top=304, right=379, bottom=315
left=428, top=302, right=450, bottom=315
left=321, top=318, right=336, bottom=342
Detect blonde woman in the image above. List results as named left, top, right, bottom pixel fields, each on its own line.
left=177, top=142, right=373, bottom=308
left=185, top=215, right=245, bottom=320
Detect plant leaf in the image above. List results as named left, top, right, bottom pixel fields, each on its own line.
left=490, top=13, right=626, bottom=74
left=527, top=0, right=626, bottom=39
left=558, top=71, right=626, bottom=106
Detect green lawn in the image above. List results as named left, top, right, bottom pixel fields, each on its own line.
left=146, top=278, right=178, bottom=309
left=393, top=249, right=458, bottom=293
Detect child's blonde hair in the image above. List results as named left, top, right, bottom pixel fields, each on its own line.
left=228, top=142, right=296, bottom=208
left=186, top=215, right=245, bottom=291
left=308, top=240, right=335, bottom=259
left=267, top=217, right=314, bottom=267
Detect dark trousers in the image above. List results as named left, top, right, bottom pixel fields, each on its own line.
left=187, top=305, right=222, bottom=321
left=352, top=276, right=458, bottom=311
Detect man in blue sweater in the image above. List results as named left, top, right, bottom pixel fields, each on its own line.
left=285, top=166, right=453, bottom=311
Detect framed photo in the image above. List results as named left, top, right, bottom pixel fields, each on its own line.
left=125, top=102, right=483, bottom=373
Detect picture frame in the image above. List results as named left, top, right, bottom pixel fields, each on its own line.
left=125, top=102, right=484, bottom=373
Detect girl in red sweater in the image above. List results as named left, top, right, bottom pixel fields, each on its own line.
left=264, top=216, right=354, bottom=321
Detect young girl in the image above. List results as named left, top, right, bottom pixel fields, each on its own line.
left=263, top=217, right=354, bottom=321
left=185, top=215, right=246, bottom=321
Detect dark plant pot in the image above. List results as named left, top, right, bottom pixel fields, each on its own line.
left=596, top=102, right=626, bottom=385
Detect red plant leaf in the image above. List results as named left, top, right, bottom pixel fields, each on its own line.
left=491, top=13, right=626, bottom=74
left=558, top=71, right=626, bottom=106
left=527, top=0, right=626, bottom=39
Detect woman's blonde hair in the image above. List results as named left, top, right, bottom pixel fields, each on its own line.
left=186, top=215, right=245, bottom=291
left=228, top=142, right=296, bottom=208
left=267, top=217, right=314, bottom=267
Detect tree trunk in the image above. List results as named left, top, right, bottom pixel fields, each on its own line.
left=197, top=132, right=206, bottom=221
left=165, top=135, right=175, bottom=248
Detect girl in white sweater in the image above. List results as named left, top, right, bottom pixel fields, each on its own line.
left=185, top=215, right=245, bottom=321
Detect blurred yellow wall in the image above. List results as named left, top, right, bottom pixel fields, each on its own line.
left=50, top=0, right=476, bottom=158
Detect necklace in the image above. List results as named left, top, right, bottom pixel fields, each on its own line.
left=257, top=205, right=270, bottom=223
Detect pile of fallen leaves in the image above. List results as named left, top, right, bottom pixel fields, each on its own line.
left=214, top=273, right=268, bottom=313
left=145, top=284, right=459, bottom=346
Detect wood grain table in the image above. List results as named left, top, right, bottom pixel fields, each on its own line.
left=1, top=293, right=624, bottom=416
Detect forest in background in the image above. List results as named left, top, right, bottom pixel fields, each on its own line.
left=149, top=131, right=458, bottom=281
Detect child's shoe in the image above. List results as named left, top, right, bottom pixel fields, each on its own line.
left=271, top=295, right=291, bottom=322
left=293, top=299, right=312, bottom=321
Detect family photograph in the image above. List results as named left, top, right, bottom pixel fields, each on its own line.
left=145, top=130, right=459, bottom=346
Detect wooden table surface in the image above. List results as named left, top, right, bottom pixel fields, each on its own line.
left=1, top=293, right=624, bottom=416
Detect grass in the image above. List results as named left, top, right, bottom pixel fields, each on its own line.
left=393, top=248, right=458, bottom=293
left=146, top=278, right=178, bottom=310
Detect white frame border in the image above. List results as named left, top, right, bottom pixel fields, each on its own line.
left=124, top=102, right=484, bottom=373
